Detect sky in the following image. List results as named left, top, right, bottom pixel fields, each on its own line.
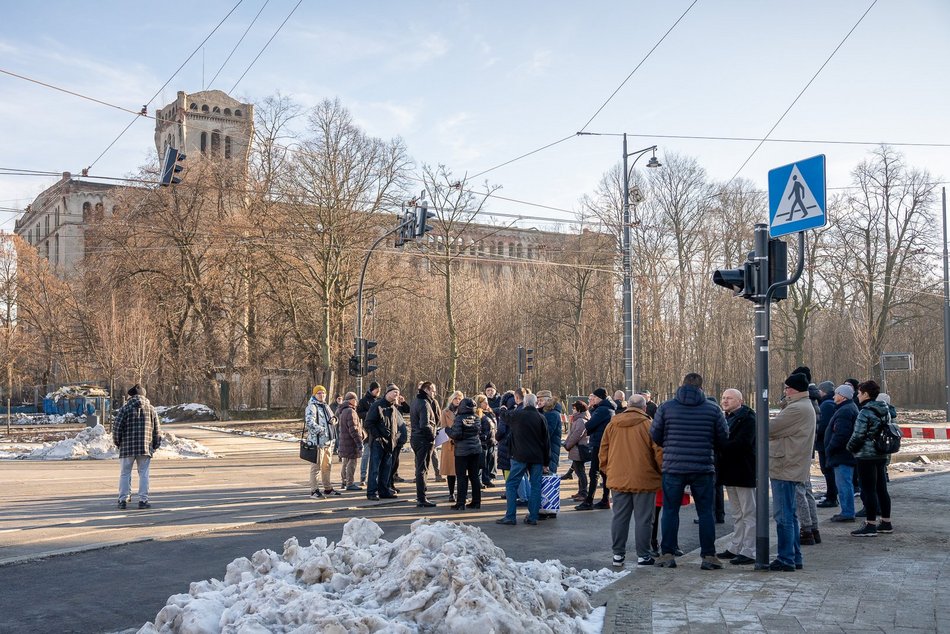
left=2, top=0, right=949, bottom=233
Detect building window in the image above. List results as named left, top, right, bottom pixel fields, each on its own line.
left=190, top=102, right=197, bottom=110
left=224, top=108, right=232, bottom=116
left=212, top=106, right=220, bottom=113
left=82, top=202, right=91, bottom=222
left=225, top=136, right=232, bottom=159
left=94, top=203, right=104, bottom=222
left=526, top=245, right=534, bottom=260
left=201, top=132, right=208, bottom=153
left=201, top=104, right=209, bottom=113
left=45, top=215, right=50, bottom=238
left=234, top=109, right=242, bottom=117
left=55, top=234, right=60, bottom=265
left=211, top=132, right=221, bottom=155
left=55, top=206, right=60, bottom=228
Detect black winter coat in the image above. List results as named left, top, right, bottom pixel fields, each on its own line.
left=651, top=385, right=728, bottom=475
left=824, top=400, right=858, bottom=468
left=449, top=399, right=483, bottom=457
left=508, top=405, right=549, bottom=466
left=584, top=399, right=616, bottom=448
left=817, top=394, right=837, bottom=452
left=357, top=390, right=376, bottom=434
left=716, top=404, right=756, bottom=488
left=363, top=396, right=399, bottom=452
left=409, top=392, right=438, bottom=444
left=495, top=405, right=516, bottom=470
left=480, top=411, right=497, bottom=450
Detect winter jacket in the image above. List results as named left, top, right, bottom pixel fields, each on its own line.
left=716, top=404, right=756, bottom=488
left=356, top=390, right=376, bottom=421
left=847, top=399, right=890, bottom=460
left=564, top=411, right=590, bottom=461
left=363, top=397, right=399, bottom=453
left=817, top=393, right=837, bottom=452
left=824, top=400, right=858, bottom=468
left=508, top=405, right=550, bottom=466
left=495, top=405, right=514, bottom=471
left=479, top=410, right=497, bottom=451
left=336, top=402, right=363, bottom=459
left=650, top=385, right=728, bottom=475
left=439, top=407, right=457, bottom=477
left=304, top=396, right=336, bottom=447
left=449, top=399, right=483, bottom=457
left=487, top=393, right=503, bottom=411
left=768, top=392, right=816, bottom=482
left=542, top=401, right=564, bottom=471
left=112, top=395, right=162, bottom=458
left=599, top=407, right=663, bottom=493
left=409, top=391, right=438, bottom=445
left=645, top=400, right=657, bottom=419
left=584, top=399, right=616, bottom=448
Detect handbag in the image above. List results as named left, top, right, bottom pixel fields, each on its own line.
left=299, top=419, right=318, bottom=463
left=577, top=443, right=593, bottom=463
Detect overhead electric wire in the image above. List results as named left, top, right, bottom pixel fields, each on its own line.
left=726, top=0, right=879, bottom=185
left=229, top=0, right=303, bottom=94
left=208, top=0, right=271, bottom=90
left=581, top=131, right=950, bottom=148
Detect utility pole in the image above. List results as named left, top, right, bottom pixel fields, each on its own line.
left=943, top=187, right=950, bottom=422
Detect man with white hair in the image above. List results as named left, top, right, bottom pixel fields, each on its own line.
left=714, top=389, right=757, bottom=565
left=496, top=393, right=550, bottom=526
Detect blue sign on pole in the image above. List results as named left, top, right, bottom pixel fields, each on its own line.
left=768, top=154, right=827, bottom=238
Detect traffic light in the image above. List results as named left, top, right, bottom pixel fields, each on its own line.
left=768, top=238, right=788, bottom=301
left=362, top=339, right=378, bottom=375
left=414, top=201, right=435, bottom=238
left=348, top=354, right=362, bottom=377
left=712, top=252, right=756, bottom=300
left=516, top=346, right=526, bottom=375
left=525, top=348, right=535, bottom=371
left=395, top=209, right=413, bottom=247
left=160, top=146, right=186, bottom=186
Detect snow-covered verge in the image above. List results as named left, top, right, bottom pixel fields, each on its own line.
left=0, top=424, right=217, bottom=460
left=155, top=403, right=217, bottom=423
left=9, top=413, right=89, bottom=426
left=137, top=517, right=624, bottom=634
left=193, top=424, right=297, bottom=443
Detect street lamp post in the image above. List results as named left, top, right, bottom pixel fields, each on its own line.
left=621, top=135, right=661, bottom=397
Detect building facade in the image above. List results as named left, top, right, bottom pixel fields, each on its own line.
left=154, top=90, right=254, bottom=164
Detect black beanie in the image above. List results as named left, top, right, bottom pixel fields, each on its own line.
left=485, top=382, right=496, bottom=390
left=128, top=384, right=146, bottom=397
left=784, top=373, right=809, bottom=393
left=369, top=381, right=380, bottom=392
left=791, top=366, right=812, bottom=383
left=593, top=387, right=609, bottom=400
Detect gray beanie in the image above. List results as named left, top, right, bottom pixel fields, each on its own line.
left=834, top=384, right=855, bottom=400
left=817, top=381, right=835, bottom=395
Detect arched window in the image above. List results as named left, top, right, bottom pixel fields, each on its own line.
left=224, top=136, right=232, bottom=159
left=234, top=109, right=242, bottom=117
left=44, top=242, right=50, bottom=260
left=201, top=104, right=209, bottom=113
left=516, top=243, right=524, bottom=259
left=82, top=202, right=92, bottom=222
left=526, top=245, right=534, bottom=260
left=224, top=108, right=232, bottom=116
left=55, top=205, right=60, bottom=228
left=94, top=203, right=104, bottom=222
left=190, top=102, right=197, bottom=110
left=54, top=234, right=60, bottom=265
left=200, top=132, right=208, bottom=153
left=212, top=106, right=220, bottom=113
left=45, top=215, right=50, bottom=238
left=211, top=132, right=221, bottom=155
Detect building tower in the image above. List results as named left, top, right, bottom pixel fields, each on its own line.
left=153, top=90, right=254, bottom=166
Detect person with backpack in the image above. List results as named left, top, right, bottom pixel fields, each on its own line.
left=448, top=397, right=484, bottom=510
left=846, top=380, right=893, bottom=537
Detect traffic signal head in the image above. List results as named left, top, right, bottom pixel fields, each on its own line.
left=414, top=201, right=435, bottom=238
left=363, top=339, right=378, bottom=375
left=348, top=355, right=362, bottom=377
left=713, top=253, right=756, bottom=300
left=395, top=210, right=412, bottom=247
left=160, top=146, right=186, bottom=186
left=525, top=348, right=535, bottom=371
left=516, top=346, right=526, bottom=375
left=768, top=238, right=788, bottom=301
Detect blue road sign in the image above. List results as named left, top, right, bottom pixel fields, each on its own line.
left=768, top=154, right=826, bottom=238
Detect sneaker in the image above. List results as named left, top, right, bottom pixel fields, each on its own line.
left=593, top=500, right=611, bottom=510
left=560, top=473, right=574, bottom=481
left=730, top=554, right=755, bottom=565
left=829, top=514, right=855, bottom=522
left=816, top=498, right=838, bottom=508
left=118, top=500, right=127, bottom=510
left=345, top=484, right=362, bottom=491
left=877, top=521, right=893, bottom=533
left=393, top=476, right=406, bottom=483
left=654, top=553, right=677, bottom=568
left=574, top=502, right=594, bottom=511
left=612, top=554, right=625, bottom=567
left=855, top=507, right=866, bottom=518
left=851, top=523, right=878, bottom=537
left=637, top=556, right=655, bottom=566
left=700, top=556, right=723, bottom=570
left=716, top=550, right=737, bottom=559
left=310, top=490, right=326, bottom=499
left=324, top=488, right=342, bottom=496
left=137, top=501, right=151, bottom=509
left=366, top=493, right=380, bottom=501
left=799, top=529, right=816, bottom=545
left=768, top=559, right=795, bottom=572
left=416, top=500, right=437, bottom=508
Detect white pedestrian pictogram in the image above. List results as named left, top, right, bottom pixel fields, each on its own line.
left=772, top=164, right=820, bottom=226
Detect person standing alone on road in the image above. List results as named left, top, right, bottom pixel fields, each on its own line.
left=410, top=381, right=439, bottom=508
left=600, top=393, right=663, bottom=567
left=113, top=384, right=162, bottom=509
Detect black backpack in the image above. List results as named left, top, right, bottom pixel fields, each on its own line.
left=872, top=411, right=902, bottom=455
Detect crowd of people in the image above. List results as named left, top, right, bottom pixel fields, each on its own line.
left=297, top=365, right=898, bottom=571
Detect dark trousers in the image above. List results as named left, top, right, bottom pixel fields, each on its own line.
left=411, top=438, right=433, bottom=501
left=455, top=453, right=482, bottom=506
left=856, top=459, right=890, bottom=522
left=482, top=446, right=497, bottom=484
left=662, top=472, right=716, bottom=557
left=818, top=449, right=837, bottom=501
left=715, top=484, right=725, bottom=522
left=388, top=442, right=405, bottom=489
left=585, top=448, right=610, bottom=503
left=366, top=442, right=393, bottom=498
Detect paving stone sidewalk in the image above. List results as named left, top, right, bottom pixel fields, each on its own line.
left=591, top=471, right=950, bottom=633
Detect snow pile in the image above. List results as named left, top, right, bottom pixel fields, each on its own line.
left=1, top=425, right=218, bottom=460
left=11, top=413, right=87, bottom=426
left=137, top=517, right=624, bottom=633
left=156, top=403, right=217, bottom=423
left=193, top=424, right=297, bottom=443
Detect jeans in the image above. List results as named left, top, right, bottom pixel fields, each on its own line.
left=455, top=453, right=482, bottom=506
left=118, top=455, right=151, bottom=503
left=366, top=442, right=393, bottom=498
left=833, top=464, right=855, bottom=517
left=661, top=472, right=716, bottom=557
left=360, top=440, right=371, bottom=483
left=504, top=459, right=542, bottom=522
left=611, top=491, right=656, bottom=558
left=856, top=459, right=890, bottom=522
left=411, top=438, right=433, bottom=501
left=770, top=479, right=802, bottom=567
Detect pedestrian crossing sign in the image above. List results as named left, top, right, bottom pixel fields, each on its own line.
left=768, top=154, right=827, bottom=238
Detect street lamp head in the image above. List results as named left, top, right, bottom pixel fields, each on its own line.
left=646, top=151, right=662, bottom=169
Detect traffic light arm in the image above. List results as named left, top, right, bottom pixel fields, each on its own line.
left=765, top=231, right=804, bottom=303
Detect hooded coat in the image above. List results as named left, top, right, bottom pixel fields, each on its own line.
left=599, top=407, right=663, bottom=493
left=716, top=404, right=756, bottom=488
left=449, top=398, right=483, bottom=457
left=564, top=410, right=590, bottom=462
left=336, top=401, right=363, bottom=459
left=542, top=400, right=564, bottom=471
left=584, top=398, right=616, bottom=448
left=847, top=399, right=891, bottom=460
left=650, top=385, right=728, bottom=475
left=112, top=395, right=162, bottom=458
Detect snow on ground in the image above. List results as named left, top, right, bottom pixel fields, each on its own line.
left=0, top=424, right=217, bottom=460
left=899, top=439, right=950, bottom=454
left=155, top=403, right=217, bottom=423
left=8, top=413, right=89, bottom=426
left=137, top=517, right=625, bottom=634
left=193, top=424, right=297, bottom=443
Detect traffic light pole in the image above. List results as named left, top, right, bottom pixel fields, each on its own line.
left=752, top=223, right=805, bottom=570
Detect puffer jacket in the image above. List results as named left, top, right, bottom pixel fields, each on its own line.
left=542, top=401, right=564, bottom=471
left=564, top=411, right=590, bottom=461
left=304, top=396, right=336, bottom=447
left=409, top=391, right=438, bottom=445
left=336, top=402, right=363, bottom=459
left=824, top=400, right=858, bottom=468
left=599, top=407, right=663, bottom=493
left=769, top=392, right=816, bottom=482
left=449, top=398, right=483, bottom=457
left=847, top=399, right=890, bottom=460
left=650, top=385, right=728, bottom=475
left=584, top=399, right=616, bottom=448
left=112, top=395, right=162, bottom=458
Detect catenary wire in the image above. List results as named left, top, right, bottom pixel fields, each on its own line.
left=208, top=0, right=271, bottom=90
left=229, top=0, right=303, bottom=94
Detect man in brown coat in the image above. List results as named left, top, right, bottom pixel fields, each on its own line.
left=600, top=394, right=663, bottom=567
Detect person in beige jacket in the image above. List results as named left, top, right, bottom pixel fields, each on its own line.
left=600, top=394, right=664, bottom=567
left=768, top=372, right=816, bottom=572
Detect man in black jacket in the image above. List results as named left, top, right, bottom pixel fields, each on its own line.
left=357, top=381, right=380, bottom=486
left=715, top=389, right=756, bottom=565
left=409, top=381, right=439, bottom=507
left=363, top=384, right=401, bottom=501
left=576, top=387, right=616, bottom=511
left=496, top=393, right=549, bottom=526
